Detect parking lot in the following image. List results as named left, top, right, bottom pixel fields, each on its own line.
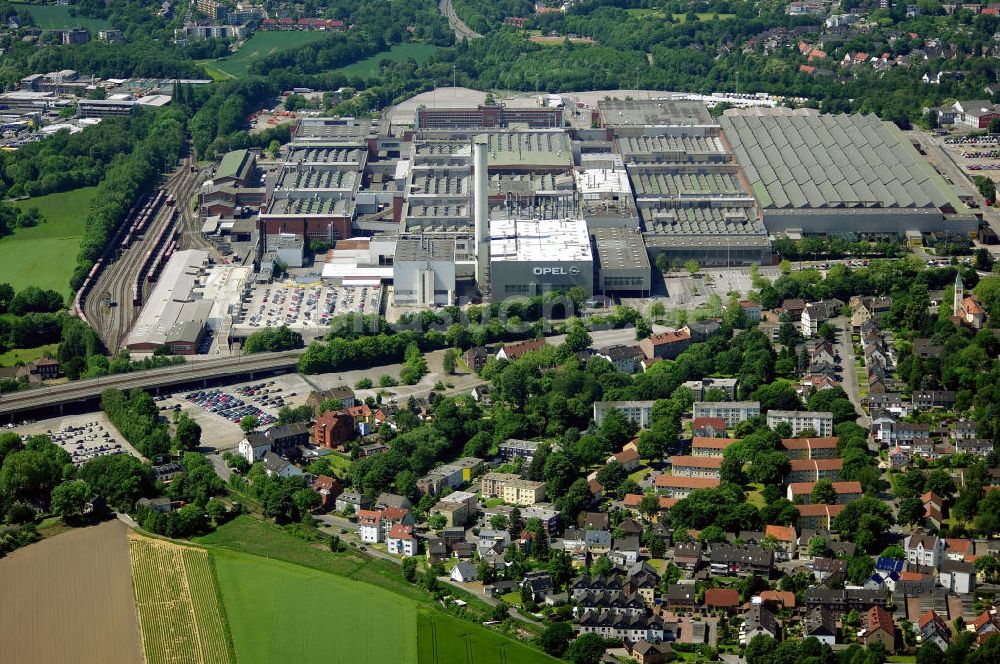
left=183, top=389, right=279, bottom=428
left=239, top=282, right=383, bottom=330
left=6, top=413, right=145, bottom=463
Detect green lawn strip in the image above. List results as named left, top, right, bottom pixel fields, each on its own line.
left=211, top=32, right=331, bottom=77
left=20, top=4, right=109, bottom=29
left=211, top=548, right=418, bottom=664
left=198, top=516, right=557, bottom=664
left=0, top=187, right=99, bottom=296
left=336, top=43, right=438, bottom=78
left=0, top=343, right=58, bottom=367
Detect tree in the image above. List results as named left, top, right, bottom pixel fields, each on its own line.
left=748, top=451, right=790, bottom=486
left=810, top=479, right=837, bottom=505
left=537, top=622, right=574, bottom=658
left=402, top=557, right=417, bottom=582
left=266, top=139, right=280, bottom=159
left=563, top=318, right=592, bottom=353
left=427, top=513, right=447, bottom=530
left=490, top=514, right=509, bottom=531
left=685, top=259, right=700, bottom=276
left=50, top=480, right=92, bottom=522
left=174, top=414, right=201, bottom=451
left=808, top=536, right=828, bottom=558
left=442, top=348, right=458, bottom=375
left=565, top=633, right=607, bottom=664
left=239, top=415, right=259, bottom=434
left=924, top=469, right=956, bottom=500
left=596, top=461, right=627, bottom=496
left=638, top=495, right=660, bottom=521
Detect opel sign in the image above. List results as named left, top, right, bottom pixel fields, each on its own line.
left=532, top=266, right=582, bottom=276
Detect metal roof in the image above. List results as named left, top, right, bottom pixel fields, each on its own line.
left=721, top=113, right=955, bottom=210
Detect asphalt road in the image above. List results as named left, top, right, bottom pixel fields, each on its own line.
left=830, top=316, right=869, bottom=428
left=439, top=0, right=481, bottom=39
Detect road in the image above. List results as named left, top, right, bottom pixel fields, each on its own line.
left=439, top=0, right=481, bottom=39
left=313, top=513, right=543, bottom=626
left=831, top=316, right=869, bottom=427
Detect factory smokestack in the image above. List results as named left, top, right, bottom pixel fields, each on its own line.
left=473, top=135, right=489, bottom=290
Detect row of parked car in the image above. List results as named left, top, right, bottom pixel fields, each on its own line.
left=184, top=389, right=277, bottom=426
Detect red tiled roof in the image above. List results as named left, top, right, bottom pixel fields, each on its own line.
left=788, top=481, right=861, bottom=496
left=868, top=606, right=894, bottom=633
left=654, top=475, right=720, bottom=490
left=759, top=590, right=796, bottom=608
left=615, top=448, right=640, bottom=464
left=646, top=330, right=691, bottom=346
left=500, top=338, right=546, bottom=359
left=388, top=524, right=414, bottom=540
left=691, top=437, right=739, bottom=450
left=764, top=525, right=796, bottom=542
left=692, top=417, right=726, bottom=430
left=623, top=494, right=643, bottom=507
left=918, top=610, right=942, bottom=630
left=670, top=455, right=723, bottom=469
left=921, top=491, right=942, bottom=505
left=704, top=588, right=740, bottom=607
left=659, top=497, right=678, bottom=509
left=789, top=458, right=843, bottom=472
left=382, top=507, right=409, bottom=522
left=946, top=538, right=972, bottom=556
left=781, top=437, right=839, bottom=450
left=795, top=503, right=845, bottom=518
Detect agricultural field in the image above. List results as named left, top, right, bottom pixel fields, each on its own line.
left=208, top=31, right=331, bottom=78
left=336, top=43, right=438, bottom=78
left=0, top=186, right=99, bottom=296
left=129, top=533, right=235, bottom=664
left=199, top=516, right=558, bottom=664
left=0, top=520, right=144, bottom=664
left=19, top=3, right=110, bottom=30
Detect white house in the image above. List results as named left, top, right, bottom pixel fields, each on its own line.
left=938, top=559, right=975, bottom=594
left=387, top=524, right=417, bottom=557
left=262, top=451, right=302, bottom=478
left=904, top=528, right=944, bottom=569
left=238, top=434, right=271, bottom=464
left=451, top=561, right=478, bottom=583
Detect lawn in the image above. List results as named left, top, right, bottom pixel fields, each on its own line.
left=200, top=517, right=558, bottom=664
left=209, top=31, right=331, bottom=78
left=336, top=43, right=438, bottom=78
left=0, top=343, right=58, bottom=367
left=672, top=12, right=735, bottom=22
left=19, top=4, right=110, bottom=30
left=0, top=187, right=99, bottom=296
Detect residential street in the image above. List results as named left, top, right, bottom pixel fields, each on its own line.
left=831, top=316, right=869, bottom=427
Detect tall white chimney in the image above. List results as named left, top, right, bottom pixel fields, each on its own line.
left=473, top=135, right=489, bottom=289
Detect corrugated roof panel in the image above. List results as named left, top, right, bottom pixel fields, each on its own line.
left=817, top=179, right=840, bottom=204
left=885, top=179, right=912, bottom=207
left=800, top=180, right=825, bottom=207
left=834, top=179, right=860, bottom=206
left=784, top=180, right=808, bottom=207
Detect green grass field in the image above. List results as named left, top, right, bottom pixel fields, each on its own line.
left=19, top=4, right=110, bottom=30
left=0, top=343, right=58, bottom=367
left=336, top=43, right=438, bottom=78
left=0, top=187, right=98, bottom=296
left=198, top=517, right=558, bottom=664
left=624, top=8, right=734, bottom=21
left=209, top=31, right=331, bottom=78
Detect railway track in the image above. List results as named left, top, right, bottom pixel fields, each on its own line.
left=84, top=157, right=201, bottom=351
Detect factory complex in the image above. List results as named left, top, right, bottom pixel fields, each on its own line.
left=164, top=99, right=980, bottom=339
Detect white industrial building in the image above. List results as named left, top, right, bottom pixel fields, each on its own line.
left=392, top=237, right=456, bottom=306
left=125, top=250, right=212, bottom=354
left=488, top=218, right=593, bottom=301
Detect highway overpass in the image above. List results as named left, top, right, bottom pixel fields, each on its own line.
left=0, top=351, right=303, bottom=421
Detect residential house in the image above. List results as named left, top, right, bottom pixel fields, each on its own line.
left=704, top=588, right=740, bottom=612
left=710, top=545, right=774, bottom=577
left=741, top=605, right=778, bottom=644
left=938, top=559, right=975, bottom=594
left=917, top=610, right=950, bottom=651
left=740, top=300, right=762, bottom=322
left=669, top=455, right=722, bottom=479
left=803, top=608, right=838, bottom=645
left=787, top=458, right=843, bottom=483
left=313, top=410, right=354, bottom=449
left=575, top=611, right=667, bottom=641
left=692, top=417, right=728, bottom=438
left=335, top=491, right=369, bottom=513
left=691, top=437, right=739, bottom=456
left=796, top=504, right=845, bottom=530
left=387, top=524, right=417, bottom=556
left=904, top=529, right=944, bottom=568
left=451, top=561, right=478, bottom=583
left=801, top=299, right=844, bottom=337
left=237, top=433, right=271, bottom=464
left=973, top=612, right=1000, bottom=645
left=682, top=377, right=739, bottom=401
left=674, top=542, right=703, bottom=570
left=499, top=439, right=543, bottom=464
left=954, top=273, right=987, bottom=329
left=465, top=346, right=488, bottom=372
left=311, top=475, right=342, bottom=510
left=654, top=475, right=720, bottom=498
left=426, top=537, right=448, bottom=564
left=432, top=491, right=478, bottom=527
left=638, top=329, right=692, bottom=361
left=610, top=448, right=641, bottom=472
left=665, top=583, right=697, bottom=610
left=811, top=557, right=847, bottom=582
left=764, top=525, right=797, bottom=561
left=307, top=386, right=356, bottom=410
left=497, top=338, right=546, bottom=360
left=862, top=606, right=896, bottom=652
left=609, top=537, right=641, bottom=566
left=767, top=410, right=835, bottom=437
left=593, top=401, right=656, bottom=428
left=522, top=571, right=555, bottom=602
left=781, top=437, right=839, bottom=460
left=262, top=451, right=302, bottom=478
left=954, top=420, right=979, bottom=441
left=787, top=482, right=862, bottom=504
left=912, top=391, right=956, bottom=411
left=595, top=344, right=644, bottom=374
left=630, top=640, right=673, bottom=664
left=693, top=401, right=761, bottom=426
left=683, top=321, right=721, bottom=343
